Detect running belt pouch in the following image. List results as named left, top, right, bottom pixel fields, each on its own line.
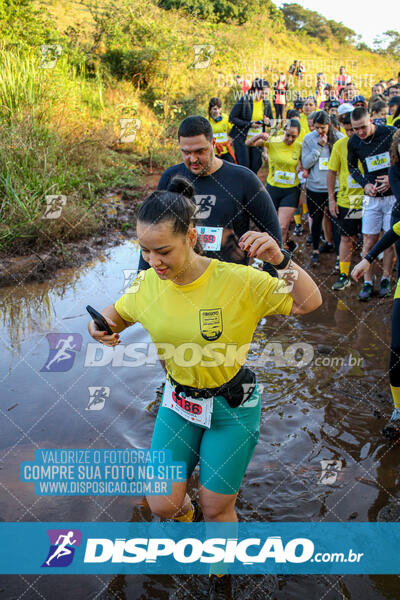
left=222, top=366, right=257, bottom=408
left=170, top=367, right=257, bottom=408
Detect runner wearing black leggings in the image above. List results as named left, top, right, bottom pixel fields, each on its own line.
left=301, top=111, right=344, bottom=266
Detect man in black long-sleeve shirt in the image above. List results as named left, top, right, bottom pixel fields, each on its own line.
left=348, top=107, right=396, bottom=300
left=137, top=116, right=281, bottom=274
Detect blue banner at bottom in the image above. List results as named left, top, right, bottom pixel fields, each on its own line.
left=0, top=522, right=398, bottom=574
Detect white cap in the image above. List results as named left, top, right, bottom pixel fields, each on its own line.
left=338, top=103, right=354, bottom=116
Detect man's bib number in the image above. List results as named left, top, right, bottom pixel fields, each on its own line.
left=162, top=379, right=213, bottom=428
left=196, top=226, right=223, bottom=251
left=274, top=170, right=295, bottom=185
left=213, top=132, right=228, bottom=143
left=246, top=126, right=262, bottom=141
left=365, top=152, right=390, bottom=173
left=319, top=158, right=329, bottom=170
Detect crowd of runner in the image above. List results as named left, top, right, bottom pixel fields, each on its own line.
left=88, top=66, right=400, bottom=599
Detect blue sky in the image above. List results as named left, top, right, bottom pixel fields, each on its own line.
left=274, top=0, right=398, bottom=47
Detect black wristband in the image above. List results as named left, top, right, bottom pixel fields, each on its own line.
left=273, top=249, right=292, bottom=270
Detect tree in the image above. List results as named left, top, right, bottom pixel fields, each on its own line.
left=374, top=30, right=400, bottom=56
left=281, top=3, right=356, bottom=45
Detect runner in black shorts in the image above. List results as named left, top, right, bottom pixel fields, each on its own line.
left=246, top=119, right=302, bottom=252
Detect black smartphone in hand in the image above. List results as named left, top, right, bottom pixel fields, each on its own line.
left=86, top=305, right=113, bottom=335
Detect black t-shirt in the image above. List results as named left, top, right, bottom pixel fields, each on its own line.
left=347, top=125, right=396, bottom=196
left=137, top=161, right=281, bottom=272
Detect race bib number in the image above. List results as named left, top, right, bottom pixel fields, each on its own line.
left=213, top=132, right=228, bottom=143
left=246, top=126, right=262, bottom=141
left=274, top=170, right=295, bottom=185
left=319, top=157, right=329, bottom=170
left=162, top=380, right=213, bottom=428
left=365, top=152, right=390, bottom=173
left=347, top=175, right=362, bottom=189
left=196, top=226, right=223, bottom=251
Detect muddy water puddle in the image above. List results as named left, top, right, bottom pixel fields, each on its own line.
left=1, top=238, right=400, bottom=599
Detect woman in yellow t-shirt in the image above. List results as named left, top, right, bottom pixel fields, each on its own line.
left=207, top=97, right=236, bottom=163
left=299, top=96, right=317, bottom=141
left=246, top=119, right=302, bottom=252
left=87, top=177, right=321, bottom=544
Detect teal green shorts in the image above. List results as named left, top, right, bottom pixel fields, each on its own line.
left=150, top=384, right=261, bottom=495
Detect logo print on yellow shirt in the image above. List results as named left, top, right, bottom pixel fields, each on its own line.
left=199, top=308, right=223, bottom=341
left=128, top=271, right=146, bottom=294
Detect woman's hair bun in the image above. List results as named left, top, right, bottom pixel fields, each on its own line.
left=167, top=176, right=195, bottom=200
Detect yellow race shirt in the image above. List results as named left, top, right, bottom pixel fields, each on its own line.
left=266, top=138, right=302, bottom=188
left=252, top=100, right=264, bottom=122
left=246, top=100, right=265, bottom=141
left=327, top=136, right=364, bottom=209
left=299, top=113, right=311, bottom=141
left=387, top=114, right=394, bottom=126
left=115, top=260, right=293, bottom=388
left=209, top=113, right=232, bottom=155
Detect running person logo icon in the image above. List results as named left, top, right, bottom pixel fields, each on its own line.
left=42, top=529, right=82, bottom=567
left=193, top=194, right=216, bottom=219
left=41, top=333, right=82, bottom=372
left=43, top=195, right=67, bottom=219
left=86, top=386, right=110, bottom=410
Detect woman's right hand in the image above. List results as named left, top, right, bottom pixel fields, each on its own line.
left=329, top=198, right=339, bottom=217
left=318, top=134, right=327, bottom=146
left=351, top=258, right=370, bottom=282
left=88, top=317, right=120, bottom=346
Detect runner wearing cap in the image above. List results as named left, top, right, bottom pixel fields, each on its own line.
left=326, top=99, right=341, bottom=117
left=338, top=103, right=354, bottom=116
left=348, top=107, right=396, bottom=300
left=352, top=95, right=368, bottom=109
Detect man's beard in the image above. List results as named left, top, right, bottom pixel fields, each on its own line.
left=195, top=153, right=214, bottom=176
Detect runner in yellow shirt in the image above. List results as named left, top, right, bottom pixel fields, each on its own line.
left=87, top=176, right=321, bottom=598
left=299, top=96, right=317, bottom=141
left=327, top=112, right=364, bottom=289
left=207, top=97, right=236, bottom=163
left=246, top=119, right=302, bottom=252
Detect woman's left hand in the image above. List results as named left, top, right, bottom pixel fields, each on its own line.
left=239, top=231, right=283, bottom=265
